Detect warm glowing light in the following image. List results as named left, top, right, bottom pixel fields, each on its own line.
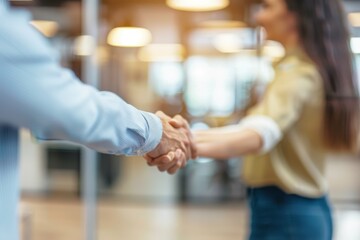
left=30, top=20, right=59, bottom=37
left=213, top=33, right=242, bottom=53
left=349, top=13, right=360, bottom=27
left=138, top=44, right=185, bottom=62
left=166, top=0, right=229, bottom=12
left=199, top=20, right=246, bottom=29
left=107, top=27, right=152, bottom=47
left=73, top=35, right=96, bottom=56
left=262, top=40, right=285, bottom=60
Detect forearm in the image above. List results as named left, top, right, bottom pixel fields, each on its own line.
left=0, top=9, right=162, bottom=155
left=195, top=129, right=263, bottom=159
left=197, top=125, right=241, bottom=133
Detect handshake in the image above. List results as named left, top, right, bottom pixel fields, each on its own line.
left=144, top=111, right=197, bottom=175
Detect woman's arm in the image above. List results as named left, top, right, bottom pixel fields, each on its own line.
left=194, top=128, right=263, bottom=159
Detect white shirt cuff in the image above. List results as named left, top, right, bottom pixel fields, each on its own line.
left=239, top=115, right=283, bottom=153
left=134, top=111, right=163, bottom=156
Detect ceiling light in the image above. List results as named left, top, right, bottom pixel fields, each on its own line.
left=199, top=20, right=246, bottom=29
left=166, top=0, right=229, bottom=12
left=30, top=20, right=59, bottom=37
left=107, top=27, right=152, bottom=48
left=349, top=13, right=360, bottom=27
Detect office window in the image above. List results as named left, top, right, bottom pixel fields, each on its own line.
left=149, top=62, right=185, bottom=97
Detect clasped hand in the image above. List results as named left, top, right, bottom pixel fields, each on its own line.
left=144, top=111, right=197, bottom=174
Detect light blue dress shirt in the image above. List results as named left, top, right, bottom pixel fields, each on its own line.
left=0, top=3, right=163, bottom=240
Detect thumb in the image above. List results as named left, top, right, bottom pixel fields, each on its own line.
left=156, top=111, right=171, bottom=120
left=169, top=119, right=184, bottom=128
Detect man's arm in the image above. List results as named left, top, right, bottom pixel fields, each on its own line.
left=0, top=8, right=162, bottom=156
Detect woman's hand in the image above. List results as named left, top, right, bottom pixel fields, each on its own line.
left=144, top=112, right=197, bottom=174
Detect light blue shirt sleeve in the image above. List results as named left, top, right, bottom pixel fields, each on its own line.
left=0, top=8, right=163, bottom=156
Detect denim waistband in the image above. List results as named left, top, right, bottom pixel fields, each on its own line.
left=247, top=186, right=328, bottom=208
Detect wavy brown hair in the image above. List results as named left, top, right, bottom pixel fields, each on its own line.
left=285, top=0, right=360, bottom=151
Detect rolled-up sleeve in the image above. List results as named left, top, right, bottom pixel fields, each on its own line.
left=240, top=65, right=321, bottom=153
left=0, top=8, right=162, bottom=155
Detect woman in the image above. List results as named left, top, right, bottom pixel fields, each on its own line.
left=147, top=0, right=359, bottom=238
left=193, top=0, right=360, bottom=239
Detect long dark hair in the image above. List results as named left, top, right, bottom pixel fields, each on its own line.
left=285, top=0, right=360, bottom=151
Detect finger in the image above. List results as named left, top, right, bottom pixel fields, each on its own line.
left=169, top=117, right=184, bottom=129
left=178, top=139, right=187, bottom=156
left=167, top=160, right=182, bottom=174
left=157, top=156, right=178, bottom=172
left=152, top=151, right=175, bottom=166
left=158, top=149, right=182, bottom=172
left=144, top=154, right=153, bottom=164
left=167, top=154, right=184, bottom=174
left=172, top=116, right=195, bottom=159
left=169, top=119, right=183, bottom=128
left=156, top=111, right=171, bottom=120
left=175, top=115, right=190, bottom=128
left=172, top=149, right=185, bottom=168
left=178, top=150, right=187, bottom=168
left=169, top=115, right=188, bottom=129
left=145, top=155, right=157, bottom=166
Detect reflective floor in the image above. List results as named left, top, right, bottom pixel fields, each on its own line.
left=20, top=198, right=360, bottom=240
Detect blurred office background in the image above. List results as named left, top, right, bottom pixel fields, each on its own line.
left=9, top=0, right=360, bottom=239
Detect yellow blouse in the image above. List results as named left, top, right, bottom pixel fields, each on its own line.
left=242, top=48, right=327, bottom=197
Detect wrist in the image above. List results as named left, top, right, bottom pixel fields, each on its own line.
left=138, top=112, right=163, bottom=155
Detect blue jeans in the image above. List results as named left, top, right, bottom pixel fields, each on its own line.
left=247, top=186, right=333, bottom=240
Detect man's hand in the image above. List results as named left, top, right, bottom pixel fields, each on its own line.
left=145, top=149, right=186, bottom=175
left=145, top=112, right=197, bottom=174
